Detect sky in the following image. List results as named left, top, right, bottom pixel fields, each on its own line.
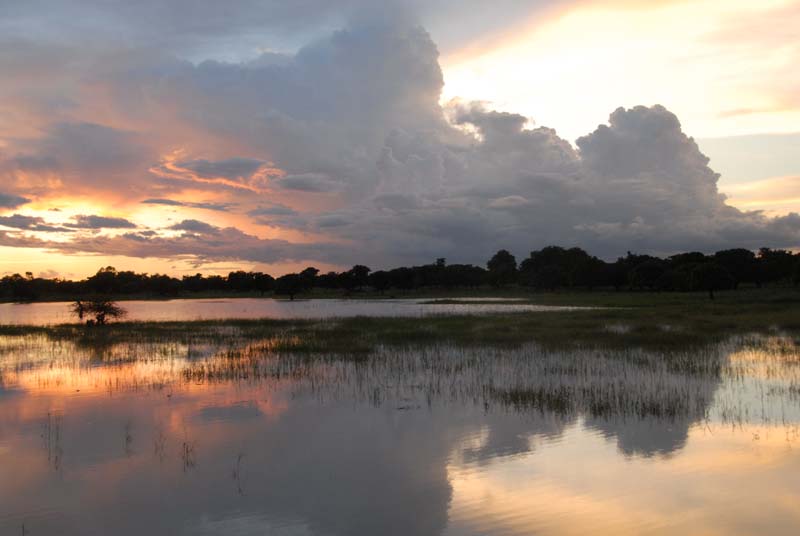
left=1, top=0, right=799, bottom=278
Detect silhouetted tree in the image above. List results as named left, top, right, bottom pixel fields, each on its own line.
left=713, top=249, right=756, bottom=288
left=629, top=259, right=666, bottom=290
left=691, top=263, right=734, bottom=300
left=254, top=272, right=274, bottom=295
left=669, top=252, right=708, bottom=267
left=227, top=271, right=256, bottom=292
left=387, top=267, right=415, bottom=290
left=150, top=274, right=181, bottom=296
left=71, top=300, right=127, bottom=325
left=341, top=265, right=371, bottom=291
left=487, top=250, right=517, bottom=287
left=4, top=244, right=799, bottom=302
left=368, top=270, right=392, bottom=293
left=299, top=267, right=320, bottom=290
left=87, top=266, right=119, bottom=294
left=793, top=259, right=800, bottom=287
left=274, top=274, right=303, bottom=300
left=758, top=248, right=796, bottom=285
left=316, top=271, right=340, bottom=289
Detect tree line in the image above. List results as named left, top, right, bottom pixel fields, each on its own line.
left=2, top=246, right=799, bottom=302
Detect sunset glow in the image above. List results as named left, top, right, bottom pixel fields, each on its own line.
left=1, top=0, right=798, bottom=277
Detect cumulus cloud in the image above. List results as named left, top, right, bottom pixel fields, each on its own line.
left=0, top=15, right=798, bottom=269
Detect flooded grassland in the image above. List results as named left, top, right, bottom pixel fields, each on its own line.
left=1, top=303, right=800, bottom=535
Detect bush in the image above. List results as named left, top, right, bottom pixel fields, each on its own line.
left=70, top=300, right=127, bottom=325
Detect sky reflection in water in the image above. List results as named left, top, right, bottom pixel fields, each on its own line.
left=1, top=331, right=799, bottom=535
left=0, top=298, right=581, bottom=326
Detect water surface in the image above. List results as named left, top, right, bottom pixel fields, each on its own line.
left=0, top=297, right=577, bottom=325
left=1, top=330, right=799, bottom=535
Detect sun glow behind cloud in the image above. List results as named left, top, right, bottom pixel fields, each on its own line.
left=441, top=0, right=800, bottom=142
left=0, top=0, right=798, bottom=277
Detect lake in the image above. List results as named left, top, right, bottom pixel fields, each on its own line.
left=1, top=325, right=799, bottom=535
left=0, top=298, right=582, bottom=325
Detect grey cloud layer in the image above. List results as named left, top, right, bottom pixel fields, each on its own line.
left=1, top=16, right=798, bottom=267
left=0, top=0, right=565, bottom=57
left=142, top=199, right=236, bottom=212
left=0, top=223, right=351, bottom=266
left=0, top=193, right=29, bottom=209
left=68, top=215, right=137, bottom=229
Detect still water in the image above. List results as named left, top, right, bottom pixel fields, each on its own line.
left=0, top=298, right=578, bottom=325
left=1, top=328, right=799, bottom=535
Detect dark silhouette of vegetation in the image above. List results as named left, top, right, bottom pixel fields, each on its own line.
left=2, top=245, right=798, bottom=303
left=274, top=273, right=304, bottom=300
left=70, top=300, right=127, bottom=325
left=487, top=250, right=517, bottom=287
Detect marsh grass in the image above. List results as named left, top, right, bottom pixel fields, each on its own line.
left=1, top=293, right=799, bottom=427
left=1, top=287, right=799, bottom=362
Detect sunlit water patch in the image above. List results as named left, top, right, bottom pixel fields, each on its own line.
left=1, top=332, right=799, bottom=535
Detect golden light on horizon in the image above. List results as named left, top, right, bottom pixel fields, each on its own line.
left=441, top=0, right=800, bottom=142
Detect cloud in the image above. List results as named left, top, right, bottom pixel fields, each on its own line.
left=168, top=219, right=220, bottom=234
left=176, top=157, right=266, bottom=180
left=149, top=155, right=282, bottom=192
left=1, top=121, right=156, bottom=196
left=142, top=198, right=235, bottom=212
left=0, top=17, right=798, bottom=269
left=0, top=214, right=71, bottom=232
left=280, top=101, right=799, bottom=265
left=0, top=193, right=30, bottom=209
left=1, top=224, right=350, bottom=266
left=488, top=195, right=533, bottom=209
left=0, top=0, right=567, bottom=58
left=69, top=215, right=137, bottom=229
left=248, top=204, right=298, bottom=217
left=274, top=173, right=343, bottom=193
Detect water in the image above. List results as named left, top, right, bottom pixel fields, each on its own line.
left=1, top=330, right=799, bottom=535
left=0, top=298, right=581, bottom=325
